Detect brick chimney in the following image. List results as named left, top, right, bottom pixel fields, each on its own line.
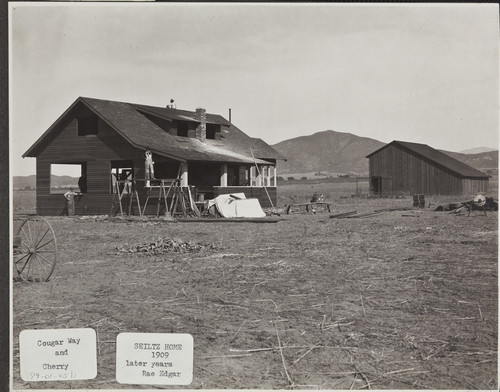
left=195, top=108, right=206, bottom=142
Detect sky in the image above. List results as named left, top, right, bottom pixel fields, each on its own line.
left=9, top=2, right=499, bottom=177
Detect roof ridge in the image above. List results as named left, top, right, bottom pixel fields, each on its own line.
left=23, top=96, right=282, bottom=163
left=79, top=97, right=232, bottom=124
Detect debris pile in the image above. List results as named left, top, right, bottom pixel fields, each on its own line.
left=434, top=196, right=498, bottom=213
left=434, top=202, right=462, bottom=212
left=116, top=237, right=220, bottom=255
left=310, top=192, right=325, bottom=203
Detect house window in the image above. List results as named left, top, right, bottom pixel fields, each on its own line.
left=206, top=124, right=220, bottom=140
left=177, top=122, right=188, bottom=137
left=111, top=161, right=134, bottom=194
left=50, top=163, right=86, bottom=194
left=77, top=117, right=98, bottom=136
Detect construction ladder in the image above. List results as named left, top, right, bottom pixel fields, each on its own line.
left=110, top=178, right=142, bottom=217
left=141, top=179, right=200, bottom=218
left=161, top=180, right=200, bottom=217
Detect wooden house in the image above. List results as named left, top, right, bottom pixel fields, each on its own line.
left=23, top=97, right=286, bottom=215
left=366, top=140, right=489, bottom=196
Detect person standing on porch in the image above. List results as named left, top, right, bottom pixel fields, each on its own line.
left=145, top=148, right=155, bottom=186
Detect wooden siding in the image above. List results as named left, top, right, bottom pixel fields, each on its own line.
left=462, top=178, right=488, bottom=194
left=36, top=116, right=145, bottom=215
left=37, top=195, right=116, bottom=216
left=368, top=144, right=488, bottom=196
left=214, top=186, right=277, bottom=208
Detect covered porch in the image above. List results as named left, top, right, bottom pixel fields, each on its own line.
left=151, top=159, right=278, bottom=208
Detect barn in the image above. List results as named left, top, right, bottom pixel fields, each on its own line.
left=366, top=140, right=489, bottom=196
left=23, top=97, right=285, bottom=216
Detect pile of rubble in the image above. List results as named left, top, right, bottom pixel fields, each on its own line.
left=434, top=196, right=498, bottom=212
left=116, top=237, right=220, bottom=255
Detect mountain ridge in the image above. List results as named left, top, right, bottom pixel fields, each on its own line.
left=460, top=146, right=497, bottom=154
left=272, top=130, right=498, bottom=176
left=273, top=130, right=386, bottom=175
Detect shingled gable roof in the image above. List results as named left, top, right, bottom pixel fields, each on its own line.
left=23, top=96, right=284, bottom=165
left=366, top=140, right=489, bottom=179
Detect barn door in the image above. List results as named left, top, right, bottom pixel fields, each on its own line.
left=370, top=176, right=381, bottom=195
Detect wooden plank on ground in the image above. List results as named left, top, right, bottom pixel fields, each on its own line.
left=330, top=210, right=357, bottom=219
left=176, top=217, right=281, bottom=223
left=346, top=211, right=382, bottom=219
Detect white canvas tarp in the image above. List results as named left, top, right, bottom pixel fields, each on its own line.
left=206, top=193, right=266, bottom=218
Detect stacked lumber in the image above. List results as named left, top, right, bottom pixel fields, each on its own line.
left=330, top=207, right=413, bottom=219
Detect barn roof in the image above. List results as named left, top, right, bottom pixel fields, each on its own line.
left=23, top=97, right=285, bottom=164
left=366, top=140, right=489, bottom=179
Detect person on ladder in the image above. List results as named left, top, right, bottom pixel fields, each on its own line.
left=145, top=147, right=155, bottom=187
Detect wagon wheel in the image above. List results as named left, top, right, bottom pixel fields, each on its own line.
left=14, top=216, right=57, bottom=282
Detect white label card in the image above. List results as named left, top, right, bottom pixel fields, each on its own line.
left=19, top=328, right=97, bottom=382
left=116, top=332, right=194, bottom=385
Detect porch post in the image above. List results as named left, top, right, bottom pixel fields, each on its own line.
left=273, top=166, right=277, bottom=186
left=220, top=164, right=228, bottom=186
left=249, top=166, right=254, bottom=186
left=180, top=162, right=188, bottom=187
left=243, top=166, right=249, bottom=186
left=255, top=166, right=261, bottom=187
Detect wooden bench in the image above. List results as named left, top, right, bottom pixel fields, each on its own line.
left=286, top=202, right=331, bottom=214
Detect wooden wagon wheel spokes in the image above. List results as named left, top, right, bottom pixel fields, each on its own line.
left=14, top=217, right=57, bottom=282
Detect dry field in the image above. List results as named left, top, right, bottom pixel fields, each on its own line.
left=11, top=185, right=498, bottom=390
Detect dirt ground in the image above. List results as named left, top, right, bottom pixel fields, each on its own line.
left=11, top=189, right=498, bottom=390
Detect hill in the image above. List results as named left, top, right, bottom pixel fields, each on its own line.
left=273, top=130, right=498, bottom=177
left=12, top=175, right=79, bottom=190
left=440, top=150, right=498, bottom=173
left=460, top=147, right=497, bottom=154
left=273, top=130, right=385, bottom=175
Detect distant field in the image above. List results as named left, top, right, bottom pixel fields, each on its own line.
left=277, top=180, right=370, bottom=205
left=279, top=172, right=367, bottom=180
left=12, top=190, right=36, bottom=214
left=12, top=178, right=498, bottom=216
